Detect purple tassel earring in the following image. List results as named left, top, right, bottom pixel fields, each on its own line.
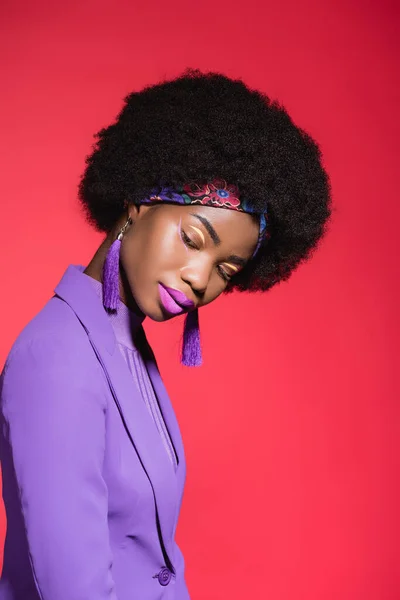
left=103, top=217, right=132, bottom=311
left=181, top=308, right=202, bottom=367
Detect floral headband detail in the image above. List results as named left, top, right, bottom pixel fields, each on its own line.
left=145, top=178, right=269, bottom=257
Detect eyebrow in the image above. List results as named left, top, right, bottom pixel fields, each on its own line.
left=190, top=213, right=221, bottom=246
left=190, top=213, right=247, bottom=266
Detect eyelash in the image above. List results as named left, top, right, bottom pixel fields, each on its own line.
left=217, top=266, right=232, bottom=282
left=180, top=229, right=232, bottom=282
left=181, top=229, right=198, bottom=250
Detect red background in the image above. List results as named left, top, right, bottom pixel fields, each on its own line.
left=0, top=1, right=399, bottom=598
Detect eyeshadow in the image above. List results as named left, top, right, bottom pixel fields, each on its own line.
left=188, top=225, right=205, bottom=244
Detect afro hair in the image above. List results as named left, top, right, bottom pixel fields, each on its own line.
left=78, top=67, right=332, bottom=293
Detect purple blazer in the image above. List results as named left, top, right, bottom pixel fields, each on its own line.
left=0, top=265, right=190, bottom=600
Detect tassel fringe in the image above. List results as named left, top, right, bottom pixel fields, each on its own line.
left=103, top=238, right=122, bottom=310
left=181, top=309, right=202, bottom=367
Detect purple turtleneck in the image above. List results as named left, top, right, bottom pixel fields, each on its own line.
left=84, top=273, right=178, bottom=470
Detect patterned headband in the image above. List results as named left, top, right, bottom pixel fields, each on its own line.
left=139, top=178, right=269, bottom=257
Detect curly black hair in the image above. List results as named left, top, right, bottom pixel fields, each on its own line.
left=78, top=67, right=332, bottom=293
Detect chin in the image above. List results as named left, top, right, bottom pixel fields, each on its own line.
left=134, top=297, right=171, bottom=323
left=131, top=285, right=182, bottom=323
left=146, top=308, right=178, bottom=323
left=146, top=311, right=169, bottom=323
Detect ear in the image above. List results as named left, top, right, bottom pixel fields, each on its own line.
left=128, top=203, right=152, bottom=222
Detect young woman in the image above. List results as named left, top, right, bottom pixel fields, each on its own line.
left=0, top=68, right=332, bottom=600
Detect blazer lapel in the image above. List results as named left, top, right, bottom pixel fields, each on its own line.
left=54, top=265, right=180, bottom=569
left=138, top=329, right=187, bottom=530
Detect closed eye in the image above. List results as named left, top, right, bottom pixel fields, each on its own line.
left=181, top=227, right=239, bottom=283
left=217, top=266, right=231, bottom=282
left=217, top=261, right=241, bottom=282
left=181, top=229, right=199, bottom=250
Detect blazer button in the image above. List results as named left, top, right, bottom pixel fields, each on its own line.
left=157, top=567, right=172, bottom=586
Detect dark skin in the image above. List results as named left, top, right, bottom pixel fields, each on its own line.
left=84, top=203, right=259, bottom=322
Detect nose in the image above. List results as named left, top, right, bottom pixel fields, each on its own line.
left=180, top=258, right=212, bottom=297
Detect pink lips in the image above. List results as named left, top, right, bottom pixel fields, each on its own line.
left=158, top=284, right=195, bottom=315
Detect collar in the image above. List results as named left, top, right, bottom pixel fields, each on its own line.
left=54, top=264, right=118, bottom=354
left=82, top=272, right=145, bottom=351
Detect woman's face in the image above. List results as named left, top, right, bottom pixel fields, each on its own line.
left=118, top=203, right=259, bottom=321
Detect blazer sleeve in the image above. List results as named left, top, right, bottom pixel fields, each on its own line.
left=1, top=334, right=118, bottom=600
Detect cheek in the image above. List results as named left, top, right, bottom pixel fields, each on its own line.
left=202, top=284, right=225, bottom=307
left=121, top=219, right=183, bottom=280
left=147, top=219, right=184, bottom=267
